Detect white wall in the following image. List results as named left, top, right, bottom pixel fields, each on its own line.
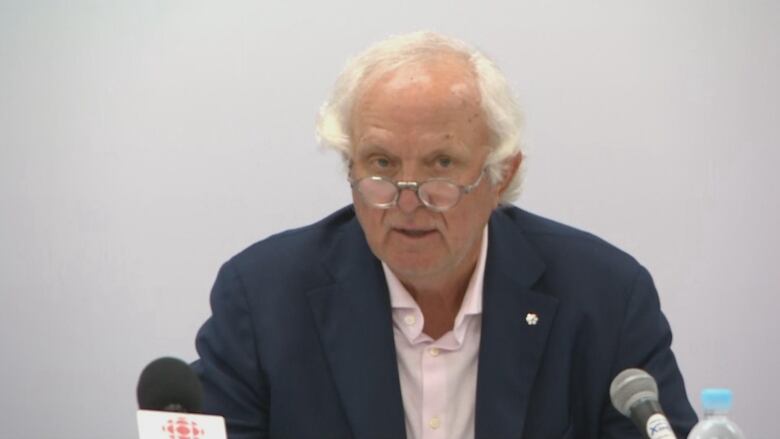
left=1, top=1, right=777, bottom=437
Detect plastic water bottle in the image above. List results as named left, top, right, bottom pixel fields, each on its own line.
left=688, top=388, right=745, bottom=439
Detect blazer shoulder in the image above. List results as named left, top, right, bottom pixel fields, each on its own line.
left=495, top=205, right=642, bottom=280
left=224, top=206, right=356, bottom=284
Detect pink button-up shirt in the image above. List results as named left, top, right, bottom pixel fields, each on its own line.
left=383, top=226, right=487, bottom=439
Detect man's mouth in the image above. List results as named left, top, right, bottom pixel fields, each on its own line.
left=395, top=228, right=436, bottom=238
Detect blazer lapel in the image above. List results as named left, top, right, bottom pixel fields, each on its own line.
left=475, top=211, right=559, bottom=439
left=305, top=217, right=406, bottom=439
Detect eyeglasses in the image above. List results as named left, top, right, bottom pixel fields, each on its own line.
left=349, top=171, right=484, bottom=212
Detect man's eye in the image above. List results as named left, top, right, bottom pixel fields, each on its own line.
left=373, top=157, right=390, bottom=168
left=436, top=156, right=453, bottom=168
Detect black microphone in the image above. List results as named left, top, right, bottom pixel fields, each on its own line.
left=137, top=357, right=203, bottom=413
left=610, top=368, right=676, bottom=439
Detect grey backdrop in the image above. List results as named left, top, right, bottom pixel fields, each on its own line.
left=1, top=1, right=778, bottom=438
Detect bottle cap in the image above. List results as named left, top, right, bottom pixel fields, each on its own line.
left=701, top=388, right=733, bottom=410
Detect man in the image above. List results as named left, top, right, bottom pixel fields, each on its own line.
left=193, top=31, right=697, bottom=439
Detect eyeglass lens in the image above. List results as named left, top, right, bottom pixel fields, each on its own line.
left=356, top=179, right=461, bottom=209
left=359, top=179, right=397, bottom=205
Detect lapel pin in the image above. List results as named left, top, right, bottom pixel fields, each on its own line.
left=525, top=312, right=539, bottom=326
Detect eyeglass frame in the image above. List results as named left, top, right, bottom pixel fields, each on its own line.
left=348, top=170, right=485, bottom=212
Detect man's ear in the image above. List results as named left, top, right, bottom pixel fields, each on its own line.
left=496, top=152, right=522, bottom=196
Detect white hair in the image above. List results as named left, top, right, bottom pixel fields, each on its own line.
left=316, top=31, right=525, bottom=203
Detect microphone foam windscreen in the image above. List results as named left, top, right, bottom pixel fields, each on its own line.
left=137, top=357, right=203, bottom=413
left=609, top=368, right=659, bottom=416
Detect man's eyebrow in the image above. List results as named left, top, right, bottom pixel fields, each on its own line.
left=354, top=138, right=471, bottom=158
left=354, top=143, right=391, bottom=156
left=422, top=142, right=471, bottom=158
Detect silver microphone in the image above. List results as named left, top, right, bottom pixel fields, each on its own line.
left=610, top=368, right=677, bottom=439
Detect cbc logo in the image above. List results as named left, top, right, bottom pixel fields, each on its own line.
left=162, top=416, right=205, bottom=439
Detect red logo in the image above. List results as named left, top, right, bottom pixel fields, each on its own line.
left=162, top=416, right=205, bottom=439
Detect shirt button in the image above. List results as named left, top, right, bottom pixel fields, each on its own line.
left=429, top=417, right=441, bottom=429
left=428, top=347, right=440, bottom=357
left=403, top=314, right=416, bottom=326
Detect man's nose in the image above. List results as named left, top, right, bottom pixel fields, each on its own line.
left=397, top=187, right=422, bottom=214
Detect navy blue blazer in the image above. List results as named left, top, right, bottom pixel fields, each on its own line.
left=193, top=205, right=697, bottom=439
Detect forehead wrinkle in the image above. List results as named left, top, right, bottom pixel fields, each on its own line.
left=353, top=120, right=482, bottom=164
left=358, top=127, right=470, bottom=152
left=349, top=58, right=490, bottom=163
